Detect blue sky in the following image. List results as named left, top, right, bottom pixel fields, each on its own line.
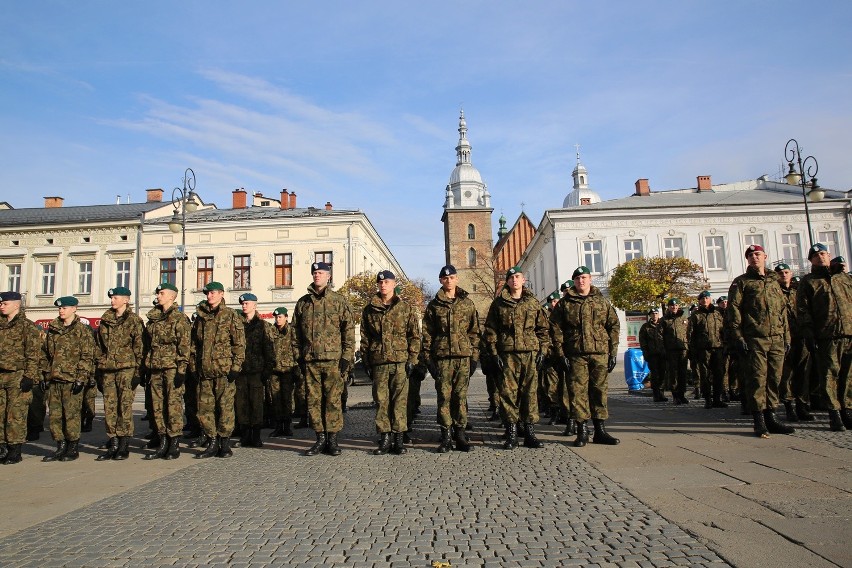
left=2, top=1, right=850, bottom=283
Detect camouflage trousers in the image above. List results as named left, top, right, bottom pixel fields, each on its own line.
left=780, top=338, right=810, bottom=404
left=665, top=349, right=688, bottom=396
left=727, top=353, right=742, bottom=395
left=558, top=366, right=573, bottom=419
left=434, top=357, right=470, bottom=428
left=644, top=354, right=666, bottom=393
left=498, top=351, right=539, bottom=425
left=27, top=382, right=46, bottom=436
left=150, top=368, right=185, bottom=438
left=813, top=336, right=852, bottom=411
left=693, top=348, right=726, bottom=401
left=101, top=368, right=135, bottom=437
left=269, top=370, right=296, bottom=422
left=406, top=372, right=424, bottom=429
left=235, top=372, right=264, bottom=427
left=306, top=360, right=345, bottom=434
left=372, top=362, right=409, bottom=433
left=742, top=335, right=785, bottom=412
left=0, top=371, right=32, bottom=445
left=197, top=376, right=236, bottom=438
left=569, top=353, right=609, bottom=422
left=294, top=369, right=308, bottom=418
left=82, top=382, right=96, bottom=422
left=541, top=364, right=560, bottom=407
left=47, top=381, right=83, bottom=442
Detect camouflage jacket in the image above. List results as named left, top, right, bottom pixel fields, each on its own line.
left=796, top=265, right=852, bottom=340
left=271, top=323, right=300, bottom=373
left=662, top=309, right=689, bottom=351
left=0, top=308, right=42, bottom=380
left=638, top=320, right=665, bottom=356
left=97, top=308, right=144, bottom=372
left=726, top=266, right=789, bottom=342
left=143, top=305, right=191, bottom=373
left=779, top=281, right=801, bottom=338
left=293, top=284, right=355, bottom=364
left=360, top=294, right=421, bottom=365
left=550, top=285, right=619, bottom=357
left=240, top=313, right=275, bottom=375
left=484, top=288, right=549, bottom=355
left=687, top=305, right=724, bottom=350
left=43, top=316, right=95, bottom=383
left=422, top=287, right=480, bottom=360
left=189, top=301, right=246, bottom=379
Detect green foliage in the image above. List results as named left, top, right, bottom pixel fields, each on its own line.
left=339, top=272, right=426, bottom=324
left=608, top=256, right=706, bottom=312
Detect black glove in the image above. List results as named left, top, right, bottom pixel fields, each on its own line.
left=426, top=359, right=440, bottom=380
left=40, top=379, right=49, bottom=392
left=131, top=373, right=141, bottom=390
left=535, top=352, right=544, bottom=371
left=405, top=362, right=414, bottom=376
left=174, top=372, right=186, bottom=388
left=227, top=370, right=239, bottom=383
left=736, top=338, right=749, bottom=355
left=607, top=354, right=617, bottom=374
left=71, top=381, right=85, bottom=395
left=338, top=358, right=349, bottom=376
left=560, top=356, right=571, bottom=374
left=87, top=377, right=96, bottom=388
left=20, top=377, right=34, bottom=393
left=495, top=356, right=505, bottom=372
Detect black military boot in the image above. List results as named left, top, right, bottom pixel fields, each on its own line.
left=454, top=425, right=472, bottom=452
left=841, top=409, right=852, bottom=430
left=828, top=409, right=846, bottom=432
left=712, top=393, right=728, bottom=408
left=60, top=440, right=79, bottom=461
left=592, top=419, right=620, bottom=445
left=251, top=426, right=263, bottom=448
left=403, top=430, right=411, bottom=444
left=304, top=432, right=327, bottom=456
left=2, top=444, right=22, bottom=465
left=752, top=411, right=769, bottom=438
left=189, top=433, right=209, bottom=449
left=145, top=435, right=169, bottom=460
left=81, top=415, right=93, bottom=433
left=146, top=433, right=161, bottom=450
left=43, top=440, right=67, bottom=462
left=783, top=400, right=799, bottom=422
left=392, top=432, right=407, bottom=455
left=574, top=421, right=589, bottom=447
left=0, top=444, right=7, bottom=461
left=236, top=425, right=250, bottom=448
left=437, top=427, right=452, bottom=453
left=652, top=388, right=668, bottom=402
left=165, top=436, right=180, bottom=460
left=218, top=435, right=233, bottom=458
left=523, top=423, right=544, bottom=448
left=325, top=432, right=341, bottom=456
left=269, top=421, right=286, bottom=438
left=562, top=420, right=576, bottom=436
left=114, top=436, right=130, bottom=460
left=795, top=400, right=815, bottom=422
left=195, top=435, right=219, bottom=459
left=282, top=419, right=293, bottom=437
left=374, top=433, right=391, bottom=455
left=503, top=423, right=518, bottom=450
left=97, top=437, right=118, bottom=461
left=704, top=397, right=713, bottom=409
left=764, top=409, right=794, bottom=434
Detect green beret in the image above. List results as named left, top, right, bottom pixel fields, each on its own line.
left=571, top=266, right=590, bottom=279
left=203, top=281, right=225, bottom=292
left=667, top=298, right=680, bottom=306
left=774, top=263, right=791, bottom=272
left=238, top=293, right=258, bottom=303
left=107, top=286, right=132, bottom=297
left=831, top=256, right=846, bottom=264
left=156, top=282, right=179, bottom=293
left=698, top=291, right=711, bottom=299
left=272, top=307, right=288, bottom=316
left=548, top=292, right=560, bottom=301
left=54, top=296, right=79, bottom=307
left=505, top=266, right=523, bottom=280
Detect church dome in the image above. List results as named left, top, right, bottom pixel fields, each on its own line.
left=449, top=163, right=483, bottom=185
left=562, top=147, right=601, bottom=207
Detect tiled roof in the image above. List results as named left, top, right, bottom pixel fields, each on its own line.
left=0, top=202, right=166, bottom=228
left=145, top=206, right=361, bottom=225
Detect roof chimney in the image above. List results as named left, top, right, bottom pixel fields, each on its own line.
left=288, top=192, right=297, bottom=210
left=280, top=189, right=289, bottom=210
left=232, top=188, right=247, bottom=209
left=697, top=175, right=712, bottom=192
left=325, top=201, right=333, bottom=211
left=44, top=196, right=64, bottom=208
left=634, top=179, right=650, bottom=197
left=146, top=188, right=164, bottom=203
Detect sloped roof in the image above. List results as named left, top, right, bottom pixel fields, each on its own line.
left=0, top=202, right=166, bottom=228
left=145, top=206, right=361, bottom=225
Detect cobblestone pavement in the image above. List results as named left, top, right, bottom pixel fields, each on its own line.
left=0, top=373, right=730, bottom=568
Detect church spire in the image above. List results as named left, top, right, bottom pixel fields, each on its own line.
left=445, top=109, right=488, bottom=209
left=456, top=109, right=471, bottom=166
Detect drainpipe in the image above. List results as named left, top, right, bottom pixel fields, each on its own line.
left=135, top=213, right=144, bottom=315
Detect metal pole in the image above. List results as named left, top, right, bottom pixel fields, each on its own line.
left=784, top=138, right=819, bottom=250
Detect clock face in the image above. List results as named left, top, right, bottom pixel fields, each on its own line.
left=464, top=191, right=472, bottom=198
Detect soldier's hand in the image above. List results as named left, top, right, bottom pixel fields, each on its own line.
left=39, top=379, right=49, bottom=392
left=71, top=381, right=85, bottom=395
left=468, top=358, right=478, bottom=377
left=337, top=358, right=350, bottom=376
left=560, top=356, right=571, bottom=374
left=20, top=377, right=34, bottom=393
left=174, top=372, right=186, bottom=388
left=227, top=370, right=239, bottom=383
left=607, top=354, right=617, bottom=374
left=131, top=373, right=141, bottom=390
left=737, top=338, right=749, bottom=355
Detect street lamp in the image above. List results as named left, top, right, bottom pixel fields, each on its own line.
left=168, top=168, right=198, bottom=312
left=784, top=138, right=824, bottom=250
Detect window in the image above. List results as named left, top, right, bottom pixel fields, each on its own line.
left=115, top=260, right=131, bottom=288
left=315, top=251, right=333, bottom=282
left=624, top=239, right=643, bottom=261
left=583, top=240, right=603, bottom=273
left=41, top=263, right=56, bottom=295
left=704, top=236, right=726, bottom=270
left=663, top=237, right=683, bottom=259
left=818, top=231, right=838, bottom=257
left=7, top=264, right=21, bottom=293
left=196, top=257, right=214, bottom=289
left=159, top=259, right=176, bottom=285
left=781, top=234, right=801, bottom=266
left=77, top=261, right=93, bottom=294
left=467, top=224, right=476, bottom=239
left=467, top=247, right=477, bottom=267
left=233, top=255, right=251, bottom=290
left=275, top=253, right=293, bottom=287
left=744, top=234, right=765, bottom=255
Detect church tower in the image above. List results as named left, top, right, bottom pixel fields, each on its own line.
left=441, top=110, right=494, bottom=314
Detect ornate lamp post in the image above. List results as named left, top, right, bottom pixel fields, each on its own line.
left=784, top=138, right=825, bottom=249
left=168, top=168, right=198, bottom=312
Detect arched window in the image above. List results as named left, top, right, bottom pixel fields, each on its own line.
left=467, top=247, right=477, bottom=267
left=467, top=223, right=476, bottom=239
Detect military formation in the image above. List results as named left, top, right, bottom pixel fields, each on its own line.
left=0, top=242, right=848, bottom=465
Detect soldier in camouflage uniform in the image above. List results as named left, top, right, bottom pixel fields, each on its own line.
left=661, top=298, right=690, bottom=404
left=541, top=293, right=563, bottom=425
left=293, top=262, right=355, bottom=457
left=797, top=243, right=852, bottom=431
left=94, top=287, right=143, bottom=461
left=551, top=266, right=620, bottom=447
left=484, top=267, right=550, bottom=450
left=269, top=307, right=299, bottom=438
left=405, top=352, right=428, bottom=441
left=236, top=293, right=274, bottom=448
left=422, top=265, right=480, bottom=453
left=0, top=291, right=41, bottom=464
left=726, top=244, right=793, bottom=438
left=639, top=308, right=667, bottom=402
left=26, top=325, right=48, bottom=441
left=81, top=322, right=98, bottom=434
left=360, top=270, right=421, bottom=455
left=687, top=291, right=727, bottom=409
left=189, top=281, right=246, bottom=458
left=41, top=296, right=96, bottom=462
left=142, top=283, right=191, bottom=460
left=775, top=263, right=813, bottom=422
